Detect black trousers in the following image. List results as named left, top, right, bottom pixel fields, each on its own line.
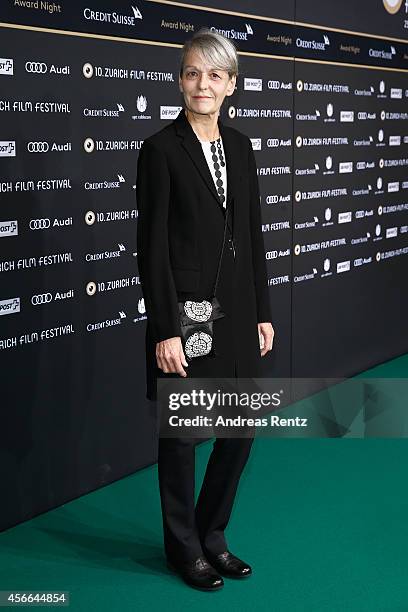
left=153, top=221, right=256, bottom=563
left=157, top=435, right=254, bottom=565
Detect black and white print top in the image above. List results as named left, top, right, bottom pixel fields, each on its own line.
left=198, top=136, right=227, bottom=208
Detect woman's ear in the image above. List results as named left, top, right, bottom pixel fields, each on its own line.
left=226, top=74, right=237, bottom=96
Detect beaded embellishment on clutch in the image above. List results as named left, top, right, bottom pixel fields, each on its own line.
left=183, top=300, right=213, bottom=322
left=184, top=331, right=213, bottom=359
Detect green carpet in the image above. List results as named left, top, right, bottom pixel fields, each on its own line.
left=1, top=354, right=408, bottom=611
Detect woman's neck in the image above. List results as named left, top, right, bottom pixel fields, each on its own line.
left=184, top=108, right=220, bottom=142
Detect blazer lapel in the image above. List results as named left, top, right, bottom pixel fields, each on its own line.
left=174, top=109, right=236, bottom=217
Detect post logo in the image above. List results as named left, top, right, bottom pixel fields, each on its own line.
left=0, top=58, right=13, bottom=75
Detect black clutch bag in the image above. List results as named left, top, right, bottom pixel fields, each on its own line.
left=177, top=208, right=230, bottom=360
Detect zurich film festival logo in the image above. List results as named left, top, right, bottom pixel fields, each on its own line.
left=0, top=58, right=13, bottom=75
left=83, top=5, right=142, bottom=25
left=382, top=0, right=404, bottom=13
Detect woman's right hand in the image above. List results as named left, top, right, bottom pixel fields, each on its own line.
left=156, top=337, right=189, bottom=377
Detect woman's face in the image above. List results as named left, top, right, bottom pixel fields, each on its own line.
left=179, top=49, right=236, bottom=117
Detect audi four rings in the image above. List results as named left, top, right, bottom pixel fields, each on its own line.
left=25, top=62, right=48, bottom=73
left=31, top=293, right=53, bottom=305
left=29, top=219, right=51, bottom=229
left=28, top=142, right=49, bottom=153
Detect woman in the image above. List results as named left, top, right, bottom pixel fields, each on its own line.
left=136, top=28, right=274, bottom=591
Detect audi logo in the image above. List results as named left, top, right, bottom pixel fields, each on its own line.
left=29, top=218, right=50, bottom=230
left=28, top=141, right=49, bottom=153
left=266, top=251, right=277, bottom=260
left=25, top=62, right=47, bottom=73
left=31, top=293, right=53, bottom=305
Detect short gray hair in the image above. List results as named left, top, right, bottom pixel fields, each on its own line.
left=179, top=28, right=239, bottom=78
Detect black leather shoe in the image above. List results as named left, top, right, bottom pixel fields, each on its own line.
left=203, top=550, right=252, bottom=578
left=166, top=555, right=224, bottom=591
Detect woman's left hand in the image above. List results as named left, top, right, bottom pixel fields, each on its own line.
left=258, top=322, right=274, bottom=357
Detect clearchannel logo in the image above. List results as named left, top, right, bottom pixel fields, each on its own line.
left=131, top=95, right=151, bottom=120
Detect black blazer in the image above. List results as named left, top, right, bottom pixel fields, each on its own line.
left=136, top=108, right=271, bottom=346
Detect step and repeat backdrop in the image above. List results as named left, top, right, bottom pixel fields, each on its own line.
left=1, top=0, right=407, bottom=529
